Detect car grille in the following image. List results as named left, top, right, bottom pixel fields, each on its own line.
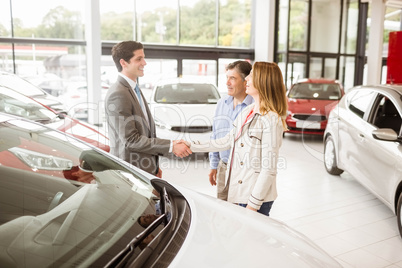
left=171, top=126, right=212, bottom=133
left=293, top=114, right=326, bottom=121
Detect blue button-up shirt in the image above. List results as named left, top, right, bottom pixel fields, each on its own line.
left=209, top=94, right=254, bottom=169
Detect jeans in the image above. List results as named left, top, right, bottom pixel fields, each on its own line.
left=239, top=201, right=274, bottom=216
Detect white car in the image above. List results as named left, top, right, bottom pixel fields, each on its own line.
left=324, top=84, right=402, bottom=237
left=61, top=81, right=110, bottom=120
left=0, top=113, right=341, bottom=267
left=149, top=79, right=220, bottom=141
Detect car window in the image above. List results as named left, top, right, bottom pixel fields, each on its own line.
left=155, top=83, right=220, bottom=104
left=0, top=73, right=46, bottom=97
left=347, top=89, right=375, bottom=119
left=288, top=83, right=342, bottom=100
left=0, top=86, right=56, bottom=122
left=0, top=119, right=163, bottom=267
left=371, top=94, right=401, bottom=134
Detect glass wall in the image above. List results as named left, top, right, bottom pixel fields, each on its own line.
left=0, top=2, right=11, bottom=37
left=288, top=0, right=308, bottom=51
left=310, top=0, right=340, bottom=53
left=99, top=0, right=252, bottom=47
left=340, top=0, right=359, bottom=54
left=339, top=56, right=355, bottom=92
left=137, top=0, right=177, bottom=44
left=6, top=0, right=85, bottom=39
left=1, top=0, right=254, bottom=124
left=100, top=0, right=135, bottom=41
left=219, top=0, right=252, bottom=47
left=277, top=0, right=361, bottom=89
left=180, top=0, right=216, bottom=45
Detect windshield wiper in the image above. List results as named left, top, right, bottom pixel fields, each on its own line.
left=105, top=187, right=171, bottom=268
left=105, top=213, right=167, bottom=268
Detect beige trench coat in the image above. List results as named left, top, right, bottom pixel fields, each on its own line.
left=191, top=104, right=283, bottom=210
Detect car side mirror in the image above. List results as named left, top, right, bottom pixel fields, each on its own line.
left=372, top=128, right=401, bottom=142
left=57, top=112, right=67, bottom=119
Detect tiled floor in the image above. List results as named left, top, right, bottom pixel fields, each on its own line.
left=161, top=133, right=402, bottom=268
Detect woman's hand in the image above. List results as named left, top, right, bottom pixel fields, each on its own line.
left=246, top=204, right=257, bottom=212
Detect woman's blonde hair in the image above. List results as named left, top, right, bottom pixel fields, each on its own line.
left=252, top=62, right=288, bottom=129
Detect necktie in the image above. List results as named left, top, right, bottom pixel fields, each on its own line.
left=134, top=84, right=143, bottom=107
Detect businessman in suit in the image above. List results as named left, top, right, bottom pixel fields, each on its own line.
left=105, top=41, right=191, bottom=177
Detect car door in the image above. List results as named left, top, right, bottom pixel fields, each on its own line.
left=363, top=94, right=402, bottom=205
left=338, top=89, right=377, bottom=188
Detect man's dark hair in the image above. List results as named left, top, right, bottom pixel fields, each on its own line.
left=226, top=60, right=252, bottom=81
left=112, top=41, right=144, bottom=72
left=137, top=215, right=147, bottom=228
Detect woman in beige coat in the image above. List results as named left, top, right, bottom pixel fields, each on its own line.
left=190, top=62, right=288, bottom=216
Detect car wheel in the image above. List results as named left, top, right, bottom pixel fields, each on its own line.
left=324, top=135, right=344, bottom=175
left=397, top=192, right=402, bottom=238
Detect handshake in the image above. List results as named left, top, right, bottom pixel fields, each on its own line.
left=172, top=139, right=192, bottom=158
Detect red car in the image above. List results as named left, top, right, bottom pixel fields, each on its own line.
left=285, top=79, right=344, bottom=135
left=0, top=85, right=109, bottom=152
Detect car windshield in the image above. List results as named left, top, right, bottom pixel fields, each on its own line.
left=288, top=83, right=342, bottom=100
left=154, top=83, right=220, bottom=104
left=0, top=73, right=46, bottom=97
left=0, top=118, right=168, bottom=267
left=0, top=86, right=57, bottom=122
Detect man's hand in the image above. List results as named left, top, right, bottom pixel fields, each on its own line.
left=172, top=140, right=192, bottom=158
left=156, top=168, right=162, bottom=178
left=208, top=169, right=217, bottom=186
left=72, top=169, right=95, bottom=184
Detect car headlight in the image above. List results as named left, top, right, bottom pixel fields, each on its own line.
left=9, top=147, right=73, bottom=171
left=154, top=118, right=172, bottom=130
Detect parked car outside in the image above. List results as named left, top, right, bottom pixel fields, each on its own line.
left=60, top=81, right=110, bottom=121
left=0, top=71, right=67, bottom=114
left=148, top=79, right=220, bottom=141
left=0, top=85, right=109, bottom=152
left=0, top=113, right=341, bottom=267
left=324, top=84, right=402, bottom=237
left=286, top=79, right=344, bottom=135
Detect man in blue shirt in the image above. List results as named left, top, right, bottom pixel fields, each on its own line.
left=209, top=60, right=253, bottom=200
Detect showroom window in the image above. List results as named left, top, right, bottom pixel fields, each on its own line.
left=99, top=0, right=252, bottom=48
left=276, top=0, right=362, bottom=90
left=310, top=0, right=341, bottom=53
left=219, top=0, right=252, bottom=47
left=4, top=0, right=84, bottom=39
left=100, top=0, right=135, bottom=41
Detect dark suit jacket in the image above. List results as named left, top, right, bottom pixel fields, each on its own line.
left=105, top=75, right=170, bottom=174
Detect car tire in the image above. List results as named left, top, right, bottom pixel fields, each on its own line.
left=324, top=135, right=344, bottom=175
left=397, top=192, right=402, bottom=238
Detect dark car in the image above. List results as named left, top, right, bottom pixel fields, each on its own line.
left=286, top=79, right=344, bottom=135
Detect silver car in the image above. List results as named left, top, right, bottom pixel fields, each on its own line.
left=324, top=84, right=402, bottom=237
left=0, top=113, right=340, bottom=267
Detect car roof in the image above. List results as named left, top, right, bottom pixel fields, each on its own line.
left=296, top=78, right=340, bottom=84
left=350, top=84, right=402, bottom=95
left=154, top=78, right=217, bottom=87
